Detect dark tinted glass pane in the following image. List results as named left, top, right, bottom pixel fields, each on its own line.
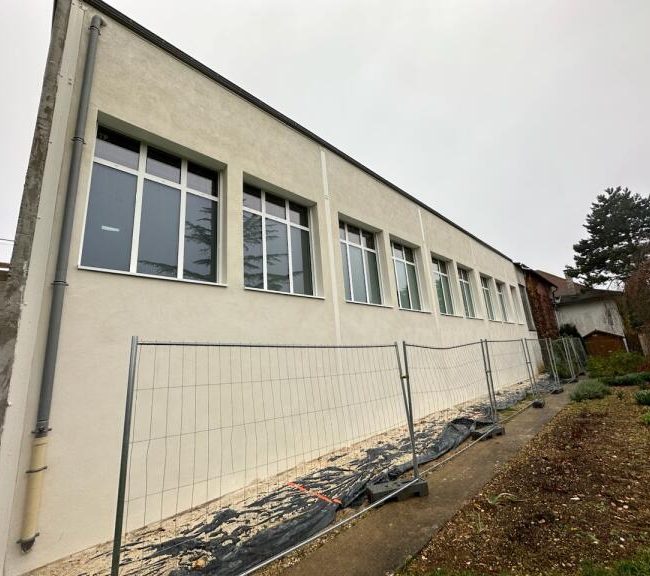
left=95, top=127, right=139, bottom=169
left=289, top=202, right=309, bottom=226
left=137, top=180, right=180, bottom=277
left=349, top=245, right=367, bottom=302
left=395, top=260, right=410, bottom=308
left=81, top=163, right=136, bottom=271
left=183, top=194, right=217, bottom=282
left=362, top=231, right=375, bottom=250
left=243, top=184, right=262, bottom=211
left=340, top=243, right=351, bottom=300
left=435, top=277, right=447, bottom=313
left=291, top=228, right=313, bottom=295
left=348, top=226, right=361, bottom=245
left=407, top=264, right=421, bottom=310
left=265, top=193, right=286, bottom=219
left=187, top=162, right=218, bottom=196
left=366, top=251, right=381, bottom=304
left=404, top=246, right=414, bottom=262
left=339, top=221, right=346, bottom=240
left=146, top=147, right=181, bottom=183
left=392, top=243, right=404, bottom=259
left=265, top=219, right=289, bottom=292
left=243, top=211, right=263, bottom=288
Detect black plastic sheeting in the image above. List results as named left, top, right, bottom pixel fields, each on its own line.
left=128, top=379, right=555, bottom=576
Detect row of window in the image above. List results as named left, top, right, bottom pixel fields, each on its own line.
left=80, top=126, right=533, bottom=326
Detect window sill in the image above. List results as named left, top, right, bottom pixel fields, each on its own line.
left=439, top=312, right=464, bottom=319
left=244, top=286, right=325, bottom=300
left=344, top=299, right=392, bottom=309
left=398, top=307, right=431, bottom=315
left=464, top=315, right=483, bottom=321
left=78, top=265, right=227, bottom=287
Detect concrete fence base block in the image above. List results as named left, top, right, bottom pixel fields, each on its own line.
left=471, top=425, right=505, bottom=441
left=366, top=478, right=429, bottom=504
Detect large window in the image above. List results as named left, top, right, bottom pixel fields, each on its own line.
left=392, top=242, right=421, bottom=311
left=81, top=127, right=219, bottom=282
left=339, top=222, right=381, bottom=304
left=495, top=281, right=509, bottom=321
left=481, top=276, right=496, bottom=320
left=432, top=257, right=454, bottom=315
left=519, top=284, right=535, bottom=331
left=510, top=285, right=522, bottom=322
left=243, top=184, right=313, bottom=295
left=457, top=267, right=477, bottom=318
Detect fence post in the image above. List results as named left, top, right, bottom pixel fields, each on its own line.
left=522, top=339, right=544, bottom=408
left=111, top=336, right=139, bottom=576
left=562, top=337, right=576, bottom=381
left=545, top=338, right=558, bottom=385
left=479, top=340, right=504, bottom=439
left=398, top=342, right=419, bottom=479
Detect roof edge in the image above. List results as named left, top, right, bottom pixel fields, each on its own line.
left=81, top=0, right=513, bottom=263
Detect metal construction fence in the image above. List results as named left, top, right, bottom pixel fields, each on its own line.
left=110, top=336, right=585, bottom=576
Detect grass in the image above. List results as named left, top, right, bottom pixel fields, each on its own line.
left=634, top=390, right=650, bottom=406
left=641, top=412, right=650, bottom=426
left=570, top=379, right=611, bottom=402
left=579, top=547, right=650, bottom=575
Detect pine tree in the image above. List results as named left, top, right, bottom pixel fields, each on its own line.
left=565, top=187, right=650, bottom=287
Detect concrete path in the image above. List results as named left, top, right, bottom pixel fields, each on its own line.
left=280, top=387, right=574, bottom=576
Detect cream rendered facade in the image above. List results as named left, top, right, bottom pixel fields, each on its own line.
left=0, top=1, right=535, bottom=574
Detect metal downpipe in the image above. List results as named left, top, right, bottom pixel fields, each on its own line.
left=19, top=14, right=105, bottom=552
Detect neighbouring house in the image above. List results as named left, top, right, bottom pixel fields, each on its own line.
left=536, top=271, right=628, bottom=356
left=0, top=2, right=538, bottom=574
left=517, top=264, right=560, bottom=339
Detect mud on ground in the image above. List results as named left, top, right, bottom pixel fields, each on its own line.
left=401, top=387, right=650, bottom=575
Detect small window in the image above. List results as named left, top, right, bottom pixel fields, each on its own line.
left=519, top=284, right=535, bottom=331
left=481, top=276, right=496, bottom=321
left=81, top=127, right=220, bottom=283
left=339, top=221, right=382, bottom=304
left=457, top=267, right=477, bottom=318
left=392, top=242, right=421, bottom=311
left=243, top=185, right=313, bottom=295
left=495, top=281, right=509, bottom=321
left=432, top=257, right=454, bottom=315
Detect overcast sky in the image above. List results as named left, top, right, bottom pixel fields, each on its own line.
left=1, top=0, right=649, bottom=272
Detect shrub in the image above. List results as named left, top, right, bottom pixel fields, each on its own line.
left=641, top=412, right=650, bottom=426
left=601, top=371, right=650, bottom=386
left=635, top=390, right=650, bottom=406
left=570, top=379, right=611, bottom=402
left=586, top=351, right=645, bottom=378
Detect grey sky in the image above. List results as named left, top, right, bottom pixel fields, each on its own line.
left=1, top=0, right=649, bottom=272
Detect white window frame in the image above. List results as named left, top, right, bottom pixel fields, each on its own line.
left=391, top=241, right=422, bottom=311
left=79, top=129, right=221, bottom=285
left=432, top=257, right=454, bottom=315
left=510, top=285, right=523, bottom=323
left=480, top=275, right=497, bottom=321
left=457, top=266, right=477, bottom=318
left=339, top=221, right=383, bottom=305
left=495, top=280, right=510, bottom=322
left=243, top=187, right=314, bottom=295
left=519, top=283, right=536, bottom=331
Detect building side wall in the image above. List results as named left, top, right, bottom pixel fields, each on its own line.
left=556, top=299, right=625, bottom=339
left=4, top=4, right=534, bottom=574
left=524, top=275, right=559, bottom=339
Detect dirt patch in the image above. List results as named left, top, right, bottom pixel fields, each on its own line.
left=401, top=387, right=650, bottom=575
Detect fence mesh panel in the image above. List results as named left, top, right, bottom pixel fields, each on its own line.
left=114, top=342, right=412, bottom=576
left=486, top=339, right=536, bottom=403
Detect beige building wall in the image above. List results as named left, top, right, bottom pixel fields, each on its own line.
left=0, top=2, right=536, bottom=574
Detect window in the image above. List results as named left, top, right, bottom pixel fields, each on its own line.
left=457, top=267, right=477, bottom=318
left=510, top=285, right=522, bottom=322
left=432, top=257, right=454, bottom=315
left=481, top=276, right=496, bottom=321
left=339, top=222, right=381, bottom=304
left=243, top=184, right=313, bottom=295
left=495, top=281, right=509, bottom=321
left=81, top=127, right=219, bottom=283
left=391, top=242, right=421, bottom=311
left=519, top=284, right=535, bottom=331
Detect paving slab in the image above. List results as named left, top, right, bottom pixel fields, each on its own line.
left=279, top=386, right=575, bottom=576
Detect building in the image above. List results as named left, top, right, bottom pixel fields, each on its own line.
left=518, top=265, right=560, bottom=339
left=0, top=1, right=539, bottom=574
left=536, top=270, right=628, bottom=355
